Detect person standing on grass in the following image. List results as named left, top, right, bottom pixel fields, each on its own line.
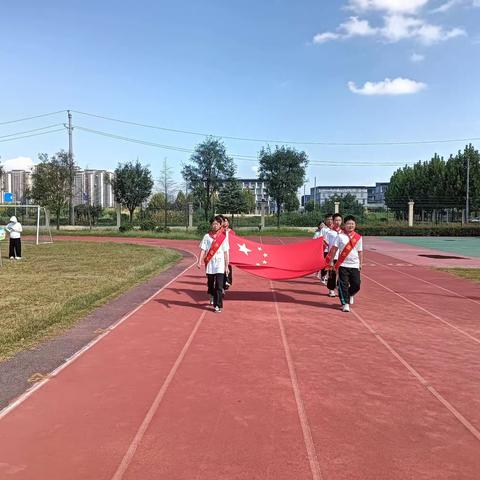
left=6, top=216, right=23, bottom=260
left=313, top=213, right=333, bottom=284
left=221, top=216, right=235, bottom=290
left=328, top=215, right=363, bottom=313
left=197, top=215, right=230, bottom=313
left=324, top=213, right=343, bottom=297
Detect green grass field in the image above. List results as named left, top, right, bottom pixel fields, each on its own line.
left=384, top=237, right=480, bottom=258
left=0, top=242, right=181, bottom=361
left=440, top=268, right=480, bottom=283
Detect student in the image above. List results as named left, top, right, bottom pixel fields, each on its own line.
left=221, top=216, right=235, bottom=290
left=6, top=216, right=23, bottom=260
left=197, top=215, right=230, bottom=312
left=313, top=213, right=333, bottom=283
left=328, top=215, right=363, bottom=313
left=325, top=213, right=343, bottom=297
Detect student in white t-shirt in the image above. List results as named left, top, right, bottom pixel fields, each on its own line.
left=6, top=216, right=23, bottom=260
left=325, top=213, right=343, bottom=297
left=313, top=213, right=333, bottom=283
left=329, top=215, right=363, bottom=313
left=197, top=215, right=230, bottom=313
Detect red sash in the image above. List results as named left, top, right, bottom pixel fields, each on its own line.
left=204, top=230, right=227, bottom=265
left=334, top=231, right=362, bottom=270
left=324, top=227, right=342, bottom=266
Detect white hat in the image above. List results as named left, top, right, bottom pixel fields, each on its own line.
left=9, top=216, right=18, bottom=223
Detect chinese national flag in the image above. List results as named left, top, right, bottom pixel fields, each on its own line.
left=229, top=233, right=326, bottom=280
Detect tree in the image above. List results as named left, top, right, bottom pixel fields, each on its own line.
left=174, top=190, right=187, bottom=211
left=217, top=180, right=248, bottom=224
left=304, top=200, right=315, bottom=212
left=31, top=151, right=71, bottom=229
left=112, top=160, right=153, bottom=222
left=323, top=193, right=365, bottom=217
left=258, top=145, right=308, bottom=227
left=182, top=137, right=236, bottom=221
left=159, top=158, right=176, bottom=229
left=242, top=188, right=256, bottom=214
left=75, top=204, right=103, bottom=228
left=284, top=192, right=300, bottom=212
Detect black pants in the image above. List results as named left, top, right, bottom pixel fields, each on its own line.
left=327, top=268, right=337, bottom=291
left=207, top=273, right=224, bottom=308
left=320, top=251, right=329, bottom=278
left=338, top=267, right=361, bottom=305
left=223, top=265, right=233, bottom=289
left=9, top=238, right=21, bottom=258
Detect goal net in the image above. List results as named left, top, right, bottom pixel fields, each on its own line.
left=0, top=204, right=53, bottom=245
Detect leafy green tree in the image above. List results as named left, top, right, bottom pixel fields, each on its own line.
left=242, top=188, right=256, bottom=214
left=284, top=192, right=300, bottom=212
left=182, top=138, right=236, bottom=221
left=217, top=180, right=248, bottom=224
left=323, top=193, right=365, bottom=217
left=258, top=145, right=308, bottom=227
left=174, top=190, right=187, bottom=211
left=31, top=151, right=71, bottom=229
left=112, top=160, right=153, bottom=222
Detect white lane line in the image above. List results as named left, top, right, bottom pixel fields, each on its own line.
left=270, top=281, right=324, bottom=480
left=111, top=309, right=207, bottom=480
left=362, top=273, right=480, bottom=346
left=368, top=258, right=480, bottom=307
left=351, top=307, right=480, bottom=443
left=0, top=256, right=198, bottom=421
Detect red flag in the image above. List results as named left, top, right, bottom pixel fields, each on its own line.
left=229, top=233, right=326, bottom=280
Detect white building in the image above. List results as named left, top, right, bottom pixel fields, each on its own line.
left=238, top=178, right=275, bottom=214
left=0, top=170, right=33, bottom=204
left=310, top=185, right=369, bottom=206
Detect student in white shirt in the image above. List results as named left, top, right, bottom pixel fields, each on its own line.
left=197, top=215, right=230, bottom=313
left=329, top=215, right=363, bottom=313
left=325, top=213, right=343, bottom=297
left=220, top=215, right=235, bottom=290
left=6, top=216, right=23, bottom=260
left=313, top=213, right=333, bottom=283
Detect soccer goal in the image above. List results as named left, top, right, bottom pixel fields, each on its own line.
left=0, top=204, right=53, bottom=245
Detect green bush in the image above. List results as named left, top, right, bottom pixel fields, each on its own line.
left=197, top=221, right=210, bottom=235
left=119, top=223, right=134, bottom=232
left=139, top=218, right=158, bottom=231
left=357, top=224, right=480, bottom=236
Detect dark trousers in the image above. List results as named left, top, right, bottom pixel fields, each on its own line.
left=9, top=238, right=21, bottom=258
left=320, top=251, right=329, bottom=278
left=327, top=268, right=337, bottom=291
left=223, top=265, right=233, bottom=289
left=338, top=267, right=361, bottom=305
left=207, top=273, right=225, bottom=308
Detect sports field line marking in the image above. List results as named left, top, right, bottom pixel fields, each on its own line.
left=362, top=273, right=480, bottom=346
left=270, top=282, right=324, bottom=480
left=368, top=259, right=480, bottom=307
left=351, top=308, right=480, bottom=442
left=0, top=255, right=198, bottom=422
left=111, top=309, right=207, bottom=480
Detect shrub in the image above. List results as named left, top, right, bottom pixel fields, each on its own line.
left=119, top=223, right=134, bottom=232
left=197, top=222, right=210, bottom=235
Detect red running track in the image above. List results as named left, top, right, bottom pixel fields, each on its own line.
left=0, top=236, right=479, bottom=480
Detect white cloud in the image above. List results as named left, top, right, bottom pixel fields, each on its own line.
left=2, top=156, right=34, bottom=171
left=348, top=0, right=429, bottom=14
left=410, top=52, right=425, bottom=61
left=313, top=32, right=341, bottom=44
left=431, top=0, right=460, bottom=13
left=348, top=77, right=427, bottom=95
left=251, top=165, right=259, bottom=175
left=340, top=16, right=378, bottom=36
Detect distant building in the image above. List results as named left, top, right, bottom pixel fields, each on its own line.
left=367, top=182, right=389, bottom=207
left=0, top=170, right=33, bottom=204
left=238, top=178, right=275, bottom=214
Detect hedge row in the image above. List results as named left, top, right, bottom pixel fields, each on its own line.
left=356, top=224, right=480, bottom=236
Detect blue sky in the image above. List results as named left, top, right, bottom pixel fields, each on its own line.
left=1, top=0, right=479, bottom=190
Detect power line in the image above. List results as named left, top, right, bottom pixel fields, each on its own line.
left=0, top=128, right=65, bottom=143
left=0, top=111, right=66, bottom=127
left=75, top=125, right=417, bottom=167
left=72, top=109, right=480, bottom=147
left=0, top=124, right=64, bottom=139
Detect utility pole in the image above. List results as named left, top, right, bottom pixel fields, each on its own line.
left=67, top=110, right=75, bottom=225
left=466, top=154, right=470, bottom=223
left=313, top=176, right=317, bottom=210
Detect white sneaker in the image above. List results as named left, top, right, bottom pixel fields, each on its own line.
left=350, top=296, right=355, bottom=305
left=342, top=304, right=350, bottom=313
left=9, top=256, right=14, bottom=260
left=15, top=257, right=21, bottom=260
left=214, top=306, right=221, bottom=313
left=209, top=296, right=214, bottom=305
left=328, top=290, right=336, bottom=297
